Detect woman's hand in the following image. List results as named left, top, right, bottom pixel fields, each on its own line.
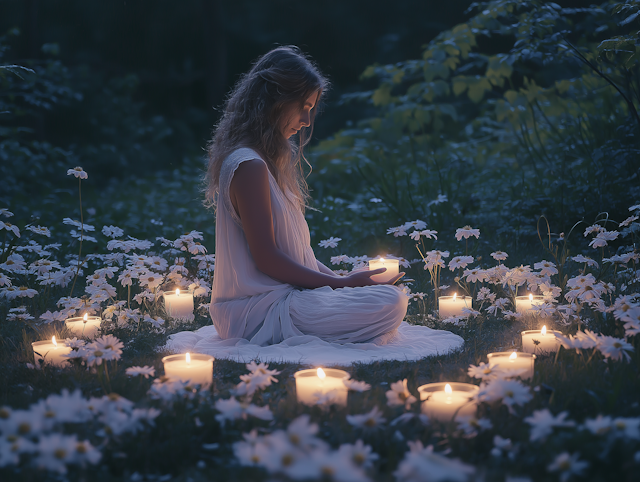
left=338, top=268, right=406, bottom=288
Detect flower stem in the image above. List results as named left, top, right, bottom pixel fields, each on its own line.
left=69, top=178, right=84, bottom=297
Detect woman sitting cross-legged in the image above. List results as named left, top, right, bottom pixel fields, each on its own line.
left=203, top=46, right=408, bottom=346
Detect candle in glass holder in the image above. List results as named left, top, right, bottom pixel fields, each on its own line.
left=294, top=368, right=349, bottom=406
left=162, top=352, right=214, bottom=388
left=487, top=351, right=536, bottom=380
left=418, top=382, right=478, bottom=422
left=163, top=288, right=194, bottom=321
left=515, top=293, right=544, bottom=313
left=65, top=313, right=101, bottom=339
left=368, top=258, right=400, bottom=283
left=521, top=325, right=561, bottom=354
left=32, top=336, right=72, bottom=367
left=438, top=293, right=473, bottom=318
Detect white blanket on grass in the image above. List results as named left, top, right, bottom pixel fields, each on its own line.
left=165, top=322, right=464, bottom=366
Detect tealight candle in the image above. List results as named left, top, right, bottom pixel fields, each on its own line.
left=515, top=293, right=544, bottom=313
left=521, top=325, right=561, bottom=354
left=418, top=382, right=478, bottom=422
left=294, top=367, right=349, bottom=406
left=368, top=258, right=400, bottom=283
left=163, top=288, right=195, bottom=321
left=487, top=351, right=536, bottom=380
left=32, top=336, right=73, bottom=367
left=65, top=313, right=101, bottom=339
left=162, top=352, right=214, bottom=388
left=438, top=294, right=473, bottom=318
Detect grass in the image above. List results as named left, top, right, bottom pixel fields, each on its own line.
left=1, top=300, right=639, bottom=481
left=1, top=152, right=639, bottom=481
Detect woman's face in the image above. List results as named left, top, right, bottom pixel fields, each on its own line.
left=279, top=91, right=320, bottom=139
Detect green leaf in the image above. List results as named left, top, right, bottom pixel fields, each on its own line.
left=452, top=77, right=468, bottom=96
left=372, top=83, right=393, bottom=106
left=467, top=77, right=492, bottom=103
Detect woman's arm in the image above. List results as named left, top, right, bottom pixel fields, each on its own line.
left=316, top=260, right=337, bottom=277
left=230, top=159, right=403, bottom=289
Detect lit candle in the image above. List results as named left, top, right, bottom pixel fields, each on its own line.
left=515, top=293, right=544, bottom=313
left=163, top=288, right=195, bottom=321
left=521, top=325, right=561, bottom=354
left=487, top=351, right=536, bottom=380
left=162, top=352, right=214, bottom=388
left=368, top=258, right=400, bottom=283
left=294, top=367, right=349, bottom=406
left=32, top=336, right=73, bottom=367
left=438, top=293, right=473, bottom=318
left=65, top=313, right=101, bottom=339
left=418, top=382, right=478, bottom=422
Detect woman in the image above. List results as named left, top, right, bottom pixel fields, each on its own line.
left=204, top=46, right=408, bottom=346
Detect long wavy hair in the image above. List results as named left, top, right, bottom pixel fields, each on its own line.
left=205, top=46, right=329, bottom=213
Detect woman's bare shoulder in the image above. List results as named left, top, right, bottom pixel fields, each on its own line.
left=233, top=158, right=268, bottom=180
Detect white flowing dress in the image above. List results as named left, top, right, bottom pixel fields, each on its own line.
left=166, top=148, right=464, bottom=365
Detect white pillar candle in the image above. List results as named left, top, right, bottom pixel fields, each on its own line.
left=368, top=258, right=399, bottom=283
left=418, top=382, right=478, bottom=422
left=438, top=294, right=473, bottom=318
left=515, top=294, right=544, bottom=313
left=163, top=289, right=194, bottom=321
left=294, top=368, right=349, bottom=406
left=32, top=336, right=73, bottom=367
left=162, top=353, right=214, bottom=388
left=487, top=351, right=536, bottom=380
left=521, top=325, right=561, bottom=354
left=65, top=313, right=101, bottom=339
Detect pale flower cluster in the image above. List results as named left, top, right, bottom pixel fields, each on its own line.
left=0, top=389, right=158, bottom=474
left=233, top=416, right=376, bottom=481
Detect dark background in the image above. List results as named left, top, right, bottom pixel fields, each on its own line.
left=0, top=0, right=477, bottom=163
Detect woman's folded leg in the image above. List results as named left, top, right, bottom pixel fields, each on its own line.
left=289, top=284, right=408, bottom=344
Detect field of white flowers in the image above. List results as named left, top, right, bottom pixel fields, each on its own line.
left=0, top=162, right=639, bottom=482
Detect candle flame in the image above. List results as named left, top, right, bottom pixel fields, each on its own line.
left=52, top=336, right=57, bottom=347
left=529, top=293, right=533, bottom=301
left=317, top=367, right=326, bottom=379
left=83, top=313, right=88, bottom=322
left=186, top=352, right=191, bottom=364
left=444, top=383, right=452, bottom=394
left=176, top=288, right=180, bottom=296
left=453, top=293, right=457, bottom=301
left=510, top=351, right=517, bottom=360
left=541, top=325, right=547, bottom=336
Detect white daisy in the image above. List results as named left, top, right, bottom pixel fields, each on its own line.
left=67, top=166, right=88, bottom=179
